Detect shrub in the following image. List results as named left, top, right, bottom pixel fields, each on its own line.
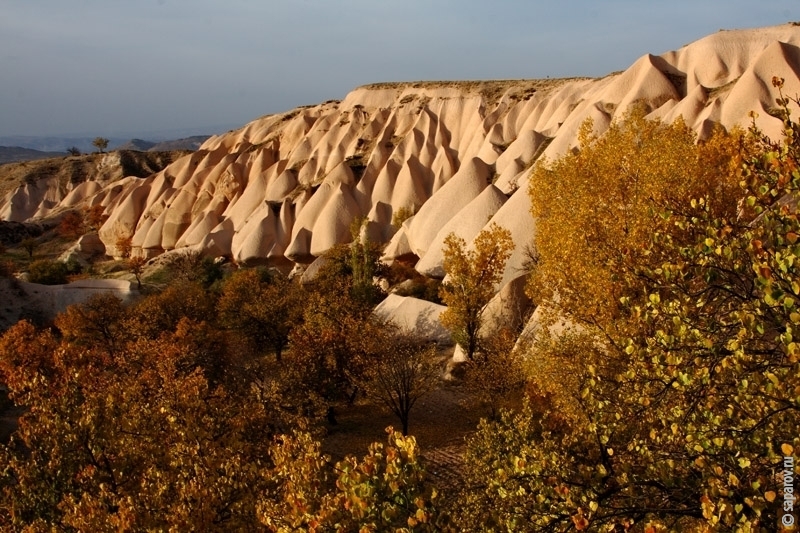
left=28, top=260, right=69, bottom=285
left=57, top=211, right=85, bottom=239
left=391, top=205, right=415, bottom=228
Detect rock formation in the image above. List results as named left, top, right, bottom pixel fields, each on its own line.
left=1, top=24, right=798, bottom=284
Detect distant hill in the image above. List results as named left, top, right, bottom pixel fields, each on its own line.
left=0, top=137, right=127, bottom=154
left=112, top=136, right=210, bottom=152
left=113, top=139, right=157, bottom=151
left=149, top=136, right=210, bottom=151
left=0, top=146, right=67, bottom=164
left=0, top=133, right=213, bottom=155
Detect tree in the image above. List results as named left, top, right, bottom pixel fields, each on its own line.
left=287, top=277, right=386, bottom=409
left=66, top=146, right=81, bottom=156
left=218, top=268, right=304, bottom=362
left=360, top=336, right=439, bottom=435
left=313, top=220, right=386, bottom=307
left=258, top=428, right=451, bottom=532
left=439, top=224, right=514, bottom=361
left=55, top=293, right=128, bottom=356
left=115, top=235, right=133, bottom=259
left=127, top=256, right=146, bottom=290
left=0, top=313, right=276, bottom=530
left=463, top=327, right=526, bottom=419
left=27, top=259, right=69, bottom=285
left=527, top=107, right=745, bottom=334
left=166, top=249, right=223, bottom=288
left=125, top=281, right=216, bottom=340
left=84, top=204, right=106, bottom=231
left=57, top=211, right=86, bottom=239
left=20, top=237, right=37, bottom=258
left=92, top=137, right=109, bottom=153
left=458, top=84, right=798, bottom=531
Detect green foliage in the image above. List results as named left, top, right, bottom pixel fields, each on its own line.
left=20, top=237, right=37, bottom=258
left=27, top=259, right=69, bottom=285
left=315, top=234, right=386, bottom=307
left=392, top=205, right=415, bottom=229
left=439, top=224, right=514, bottom=360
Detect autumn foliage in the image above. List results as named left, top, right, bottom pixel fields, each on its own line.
left=460, top=82, right=800, bottom=531
left=3, top=87, right=800, bottom=531
left=439, top=223, right=514, bottom=361
left=0, top=244, right=449, bottom=529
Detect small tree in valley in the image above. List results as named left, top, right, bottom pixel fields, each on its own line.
left=20, top=237, right=37, bottom=258
left=361, top=336, right=439, bottom=435
left=127, top=256, right=146, bottom=290
left=439, top=224, right=514, bottom=361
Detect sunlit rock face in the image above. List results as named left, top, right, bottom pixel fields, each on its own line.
left=3, top=24, right=799, bottom=282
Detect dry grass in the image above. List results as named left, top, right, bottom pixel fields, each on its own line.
left=360, top=78, right=593, bottom=106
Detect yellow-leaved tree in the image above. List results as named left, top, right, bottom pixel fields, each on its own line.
left=456, top=94, right=800, bottom=531
left=439, top=223, right=514, bottom=361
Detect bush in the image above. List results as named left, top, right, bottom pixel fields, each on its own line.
left=28, top=260, right=69, bottom=285
left=166, top=251, right=223, bottom=288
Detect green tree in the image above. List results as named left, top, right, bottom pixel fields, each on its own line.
left=439, top=224, right=514, bottom=361
left=27, top=259, right=69, bottom=285
left=20, top=237, right=37, bottom=258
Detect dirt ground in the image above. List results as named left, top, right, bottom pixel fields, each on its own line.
left=321, top=379, right=486, bottom=492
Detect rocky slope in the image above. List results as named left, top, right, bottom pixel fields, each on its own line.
left=0, top=150, right=191, bottom=222
left=2, top=24, right=799, bottom=286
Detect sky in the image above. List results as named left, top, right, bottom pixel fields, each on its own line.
left=1, top=0, right=798, bottom=139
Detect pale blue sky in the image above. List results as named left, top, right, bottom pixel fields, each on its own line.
left=1, top=0, right=798, bottom=138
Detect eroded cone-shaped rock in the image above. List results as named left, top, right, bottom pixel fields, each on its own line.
left=373, top=294, right=452, bottom=345
left=231, top=202, right=279, bottom=265
left=479, top=274, right=534, bottom=338
left=407, top=157, right=490, bottom=258
left=5, top=23, right=799, bottom=273
left=416, top=184, right=507, bottom=278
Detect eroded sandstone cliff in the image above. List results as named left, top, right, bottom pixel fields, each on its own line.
left=2, top=24, right=798, bottom=285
